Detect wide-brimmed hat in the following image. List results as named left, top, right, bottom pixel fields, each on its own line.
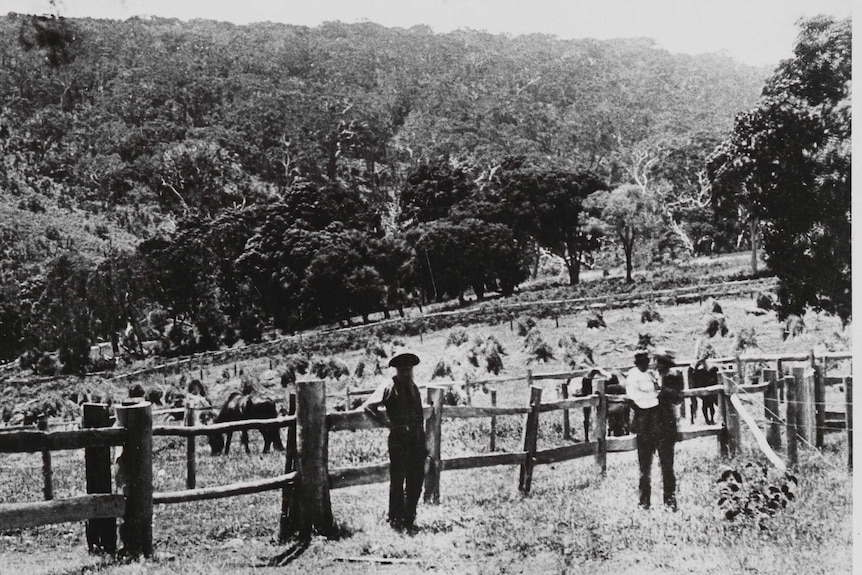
left=653, top=348, right=676, bottom=363
left=388, top=352, right=420, bottom=368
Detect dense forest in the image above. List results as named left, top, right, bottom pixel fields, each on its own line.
left=2, top=12, right=832, bottom=371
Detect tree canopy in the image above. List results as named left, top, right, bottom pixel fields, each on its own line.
left=708, top=16, right=851, bottom=323
left=0, top=12, right=773, bottom=369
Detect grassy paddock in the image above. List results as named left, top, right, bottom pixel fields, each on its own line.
left=0, top=419, right=851, bottom=574
left=0, top=291, right=852, bottom=574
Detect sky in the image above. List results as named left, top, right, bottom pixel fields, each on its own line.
left=2, top=0, right=852, bottom=67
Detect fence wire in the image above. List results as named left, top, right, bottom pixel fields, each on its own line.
left=735, top=382, right=848, bottom=471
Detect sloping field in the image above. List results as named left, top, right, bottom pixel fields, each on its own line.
left=0, top=288, right=851, bottom=574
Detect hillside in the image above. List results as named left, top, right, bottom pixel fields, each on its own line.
left=0, top=14, right=767, bottom=269
left=0, top=13, right=771, bottom=365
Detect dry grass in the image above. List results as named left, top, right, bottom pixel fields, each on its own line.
left=0, top=290, right=852, bottom=575
left=0, top=433, right=851, bottom=575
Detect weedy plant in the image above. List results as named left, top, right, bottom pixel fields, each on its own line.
left=432, top=360, right=453, bottom=379
left=735, top=327, right=758, bottom=352
left=716, top=463, right=798, bottom=529
left=637, top=332, right=655, bottom=349
left=703, top=313, right=729, bottom=337
left=516, top=315, right=538, bottom=336
left=586, top=310, right=605, bottom=328
left=446, top=328, right=470, bottom=347
left=640, top=301, right=663, bottom=323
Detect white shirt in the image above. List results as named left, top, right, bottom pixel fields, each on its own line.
left=625, top=367, right=659, bottom=409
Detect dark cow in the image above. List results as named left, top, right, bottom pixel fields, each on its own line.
left=606, top=376, right=631, bottom=436
left=207, top=392, right=285, bottom=456
left=687, top=360, right=718, bottom=425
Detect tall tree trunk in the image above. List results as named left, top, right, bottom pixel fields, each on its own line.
left=749, top=218, right=759, bottom=274
left=623, top=230, right=635, bottom=283
left=624, top=244, right=634, bottom=283
left=532, top=244, right=541, bottom=278
left=567, top=257, right=581, bottom=286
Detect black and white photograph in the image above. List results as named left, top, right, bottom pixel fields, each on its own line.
left=0, top=1, right=853, bottom=573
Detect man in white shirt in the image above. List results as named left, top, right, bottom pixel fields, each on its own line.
left=625, top=348, right=680, bottom=510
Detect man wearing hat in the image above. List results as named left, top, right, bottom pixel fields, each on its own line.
left=625, top=348, right=683, bottom=510
left=363, top=351, right=427, bottom=531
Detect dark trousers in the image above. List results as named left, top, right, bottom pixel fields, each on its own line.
left=388, top=428, right=426, bottom=527
left=634, top=406, right=676, bottom=506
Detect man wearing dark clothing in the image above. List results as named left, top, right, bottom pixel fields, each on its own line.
left=626, top=348, right=683, bottom=510
left=363, top=352, right=428, bottom=531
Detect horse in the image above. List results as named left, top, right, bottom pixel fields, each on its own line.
left=687, top=360, right=719, bottom=425
left=207, top=391, right=285, bottom=455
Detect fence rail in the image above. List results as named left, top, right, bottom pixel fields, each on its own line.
left=0, top=428, right=126, bottom=453
left=153, top=414, right=296, bottom=437
left=154, top=471, right=298, bottom=505
left=0, top=494, right=125, bottom=530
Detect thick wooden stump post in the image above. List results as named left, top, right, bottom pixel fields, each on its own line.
left=846, top=377, right=853, bottom=471
left=761, top=369, right=781, bottom=449
left=786, top=377, right=798, bottom=467
left=679, top=370, right=687, bottom=421
left=723, top=373, right=740, bottom=458
left=115, top=401, right=153, bottom=559
left=594, top=378, right=607, bottom=475
left=280, top=393, right=298, bottom=542
left=776, top=360, right=785, bottom=401
left=184, top=407, right=196, bottom=489
left=717, top=376, right=729, bottom=457
left=792, top=367, right=815, bottom=447
left=813, top=363, right=825, bottom=449
left=582, top=377, right=593, bottom=442
left=38, top=416, right=53, bottom=500
left=518, top=386, right=542, bottom=494
left=561, top=381, right=571, bottom=440
left=424, top=386, right=444, bottom=504
left=296, top=380, right=334, bottom=538
left=84, top=403, right=116, bottom=555
left=489, top=389, right=497, bottom=452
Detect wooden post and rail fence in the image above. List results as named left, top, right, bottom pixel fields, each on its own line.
left=0, top=349, right=851, bottom=558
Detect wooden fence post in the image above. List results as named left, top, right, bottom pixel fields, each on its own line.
left=184, top=407, right=196, bottom=489
left=424, top=386, right=445, bottom=504
left=115, top=401, right=154, bottom=559
left=296, top=380, right=334, bottom=537
left=464, top=375, right=472, bottom=406
left=582, top=377, right=593, bottom=442
left=38, top=415, right=53, bottom=501
left=786, top=376, right=798, bottom=467
left=489, top=389, right=497, bottom=452
left=679, top=369, right=687, bottom=421
left=776, top=360, right=785, bottom=401
left=280, top=392, right=298, bottom=542
left=561, top=380, right=571, bottom=440
left=84, top=403, right=116, bottom=554
left=813, top=360, right=825, bottom=449
left=518, top=386, right=542, bottom=494
left=594, top=378, right=607, bottom=475
left=846, top=377, right=853, bottom=471
left=761, top=369, right=781, bottom=449
left=723, top=373, right=740, bottom=457
left=792, top=366, right=815, bottom=446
